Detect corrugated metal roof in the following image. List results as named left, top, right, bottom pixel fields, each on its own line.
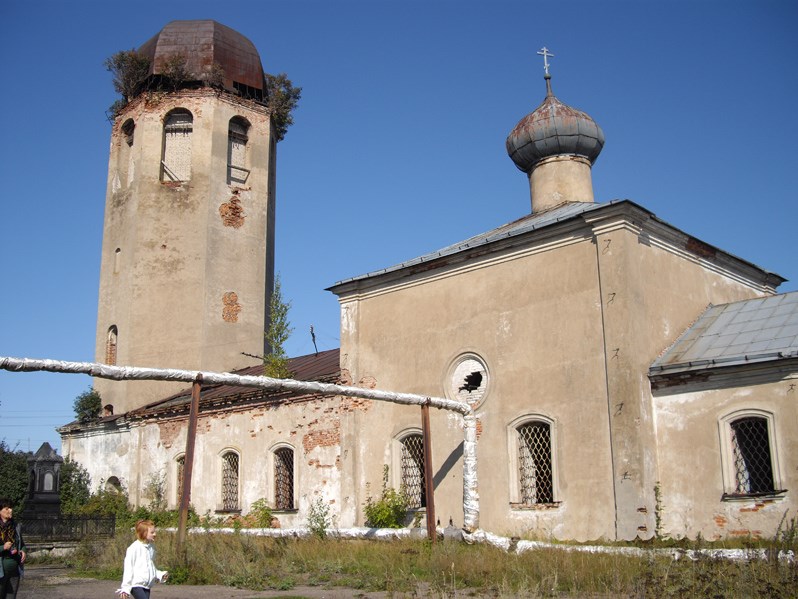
left=650, top=291, right=798, bottom=375
left=330, top=201, right=603, bottom=286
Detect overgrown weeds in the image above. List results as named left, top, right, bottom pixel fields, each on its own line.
left=46, top=530, right=797, bottom=597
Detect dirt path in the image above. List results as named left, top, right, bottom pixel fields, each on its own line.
left=21, top=564, right=397, bottom=598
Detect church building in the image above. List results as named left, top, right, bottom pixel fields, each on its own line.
left=59, top=21, right=797, bottom=542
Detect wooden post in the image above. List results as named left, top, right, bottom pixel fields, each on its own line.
left=421, top=402, right=436, bottom=543
left=176, top=374, right=202, bottom=556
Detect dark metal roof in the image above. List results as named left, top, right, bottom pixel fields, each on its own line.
left=131, top=348, right=341, bottom=416
left=650, top=291, right=798, bottom=376
left=506, top=76, right=605, bottom=173
left=138, top=20, right=265, bottom=94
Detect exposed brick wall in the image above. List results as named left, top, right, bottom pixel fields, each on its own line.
left=302, top=419, right=341, bottom=454
left=219, top=192, right=245, bottom=228
left=222, top=292, right=242, bottom=322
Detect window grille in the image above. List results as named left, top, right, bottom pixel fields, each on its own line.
left=730, top=417, right=774, bottom=494
left=401, top=434, right=426, bottom=508
left=274, top=447, right=294, bottom=510
left=221, top=451, right=239, bottom=510
left=176, top=456, right=185, bottom=504
left=517, top=422, right=553, bottom=504
left=162, top=110, right=192, bottom=182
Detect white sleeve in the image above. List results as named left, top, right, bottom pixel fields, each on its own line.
left=118, top=544, right=136, bottom=594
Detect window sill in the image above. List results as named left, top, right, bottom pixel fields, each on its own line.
left=721, top=490, right=787, bottom=502
left=510, top=502, right=561, bottom=511
left=214, top=509, right=241, bottom=515
left=272, top=509, right=298, bottom=514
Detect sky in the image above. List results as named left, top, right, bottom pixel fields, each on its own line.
left=0, top=0, right=796, bottom=454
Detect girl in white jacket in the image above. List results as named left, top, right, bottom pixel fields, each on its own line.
left=117, top=520, right=168, bottom=599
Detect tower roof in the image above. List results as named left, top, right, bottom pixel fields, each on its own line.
left=138, top=20, right=265, bottom=98
left=506, top=74, right=605, bottom=173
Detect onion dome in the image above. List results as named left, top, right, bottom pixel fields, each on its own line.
left=506, top=74, right=604, bottom=173
left=138, top=20, right=265, bottom=100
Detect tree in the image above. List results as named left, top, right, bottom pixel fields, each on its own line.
left=0, top=440, right=28, bottom=512
left=104, top=49, right=151, bottom=109
left=264, top=275, right=294, bottom=378
left=265, top=73, right=302, bottom=142
left=59, top=457, right=91, bottom=515
left=73, top=387, right=102, bottom=423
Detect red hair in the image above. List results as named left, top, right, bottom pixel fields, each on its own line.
left=135, top=519, right=154, bottom=541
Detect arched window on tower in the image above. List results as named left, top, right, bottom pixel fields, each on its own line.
left=106, top=326, right=118, bottom=365
left=161, top=109, right=193, bottom=182
left=120, top=119, right=135, bottom=187
left=227, top=117, right=250, bottom=185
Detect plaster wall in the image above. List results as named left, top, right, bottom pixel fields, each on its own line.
left=653, top=372, right=797, bottom=540
left=339, top=233, right=618, bottom=541
left=95, top=90, right=275, bottom=414
left=64, top=395, right=358, bottom=527
left=335, top=205, right=780, bottom=540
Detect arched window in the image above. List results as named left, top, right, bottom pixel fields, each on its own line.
left=400, top=433, right=426, bottom=509
left=227, top=117, right=250, bottom=185
left=517, top=421, right=553, bottom=504
left=221, top=450, right=239, bottom=511
left=720, top=411, right=782, bottom=498
left=43, top=471, right=54, bottom=492
left=508, top=415, right=558, bottom=507
left=106, top=325, right=118, bottom=365
left=105, top=476, right=122, bottom=493
left=161, top=109, right=193, bottom=182
left=120, top=119, right=135, bottom=187
left=273, top=446, right=294, bottom=510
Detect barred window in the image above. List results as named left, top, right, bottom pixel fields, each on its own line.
left=175, top=455, right=185, bottom=505
left=162, top=109, right=193, bottom=182
left=274, top=447, right=294, bottom=510
left=517, top=421, right=553, bottom=505
left=227, top=117, right=250, bottom=185
left=400, top=434, right=426, bottom=509
left=730, top=417, right=775, bottom=495
left=221, top=451, right=239, bottom=511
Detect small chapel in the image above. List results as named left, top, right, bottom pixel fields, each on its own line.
left=59, top=21, right=797, bottom=542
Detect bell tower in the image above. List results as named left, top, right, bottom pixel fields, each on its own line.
left=95, top=21, right=276, bottom=413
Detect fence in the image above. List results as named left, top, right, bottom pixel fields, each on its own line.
left=21, top=516, right=116, bottom=542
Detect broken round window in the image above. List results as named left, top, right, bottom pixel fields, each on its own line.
left=447, top=354, right=489, bottom=409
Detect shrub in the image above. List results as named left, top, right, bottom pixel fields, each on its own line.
left=248, top=498, right=274, bottom=528
left=363, top=465, right=409, bottom=529
left=307, top=496, right=332, bottom=539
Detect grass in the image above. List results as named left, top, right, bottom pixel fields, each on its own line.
left=40, top=530, right=797, bottom=598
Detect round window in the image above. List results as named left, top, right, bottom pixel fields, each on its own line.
left=446, top=353, right=489, bottom=409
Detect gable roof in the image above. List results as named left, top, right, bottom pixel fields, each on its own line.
left=328, top=200, right=783, bottom=293
left=650, top=291, right=798, bottom=376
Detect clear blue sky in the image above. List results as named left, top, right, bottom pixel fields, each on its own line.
left=1, top=0, right=795, bottom=454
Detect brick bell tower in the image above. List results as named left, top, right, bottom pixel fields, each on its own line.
left=95, top=21, right=276, bottom=413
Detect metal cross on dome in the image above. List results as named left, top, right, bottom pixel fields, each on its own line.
left=537, top=47, right=554, bottom=75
